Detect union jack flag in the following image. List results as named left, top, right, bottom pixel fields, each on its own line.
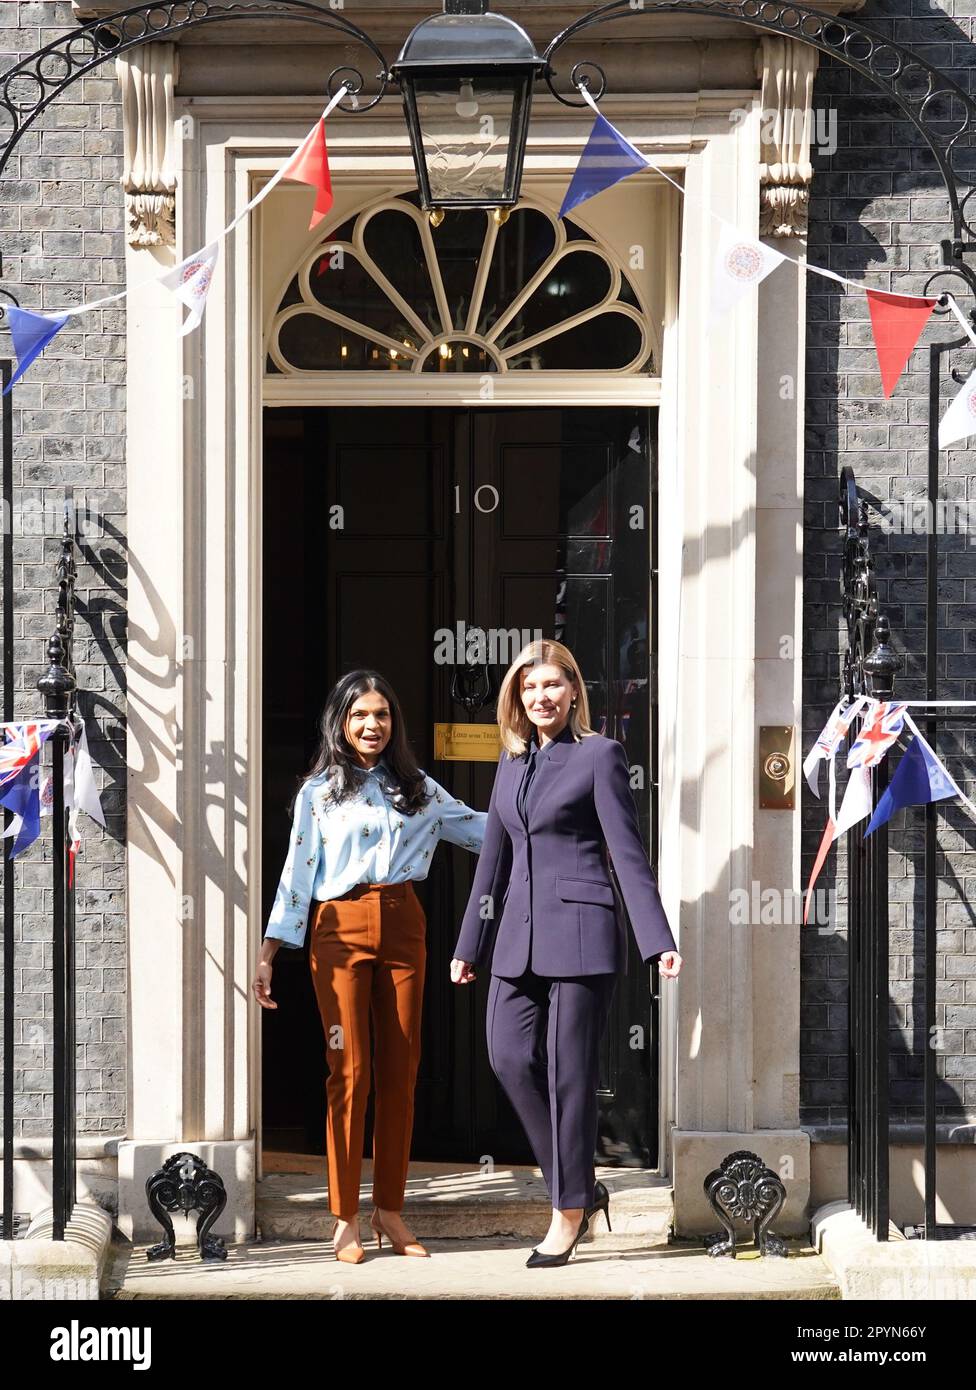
left=804, top=695, right=868, bottom=798
left=846, top=700, right=908, bottom=770
left=0, top=720, right=65, bottom=858
left=0, top=720, right=56, bottom=792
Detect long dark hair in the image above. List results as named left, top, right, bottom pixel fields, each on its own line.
left=288, top=670, right=429, bottom=818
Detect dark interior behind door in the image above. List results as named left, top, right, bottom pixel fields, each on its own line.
left=261, top=405, right=660, bottom=1169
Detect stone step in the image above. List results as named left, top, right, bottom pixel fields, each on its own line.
left=256, top=1162, right=674, bottom=1245
left=104, top=1233, right=841, bottom=1301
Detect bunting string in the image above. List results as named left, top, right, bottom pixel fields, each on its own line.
left=571, top=82, right=972, bottom=429
left=2, top=84, right=348, bottom=389
left=573, top=83, right=941, bottom=304
left=6, top=78, right=976, bottom=438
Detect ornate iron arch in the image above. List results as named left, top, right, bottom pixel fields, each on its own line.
left=0, top=0, right=393, bottom=181
left=1, top=0, right=975, bottom=299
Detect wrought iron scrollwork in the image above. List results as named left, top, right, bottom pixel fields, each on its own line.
left=0, top=1, right=392, bottom=181
left=838, top=464, right=901, bottom=701
left=145, top=1151, right=229, bottom=1261
left=0, top=286, right=19, bottom=327
left=702, top=1149, right=788, bottom=1258
left=36, top=493, right=78, bottom=721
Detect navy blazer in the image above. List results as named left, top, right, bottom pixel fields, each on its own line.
left=453, top=724, right=677, bottom=978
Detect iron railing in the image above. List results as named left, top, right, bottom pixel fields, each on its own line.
left=839, top=459, right=976, bottom=1241
left=0, top=362, right=81, bottom=1240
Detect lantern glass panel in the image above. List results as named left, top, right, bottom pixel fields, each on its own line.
left=412, top=74, right=522, bottom=204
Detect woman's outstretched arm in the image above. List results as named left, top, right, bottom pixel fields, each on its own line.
left=592, top=737, right=677, bottom=963
left=263, top=779, right=322, bottom=952
left=452, top=752, right=513, bottom=967
left=422, top=774, right=488, bottom=853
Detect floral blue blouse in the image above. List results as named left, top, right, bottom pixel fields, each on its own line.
left=264, top=757, right=488, bottom=950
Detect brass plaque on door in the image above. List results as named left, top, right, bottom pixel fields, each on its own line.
left=759, top=725, right=795, bottom=809
left=434, top=723, right=501, bottom=761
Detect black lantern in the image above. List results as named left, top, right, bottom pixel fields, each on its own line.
left=391, top=0, right=549, bottom=213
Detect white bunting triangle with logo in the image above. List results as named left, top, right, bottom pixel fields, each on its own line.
left=711, top=218, right=787, bottom=318
left=160, top=241, right=220, bottom=337
left=938, top=362, right=976, bottom=449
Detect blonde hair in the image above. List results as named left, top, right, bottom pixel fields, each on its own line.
left=495, top=638, right=597, bottom=756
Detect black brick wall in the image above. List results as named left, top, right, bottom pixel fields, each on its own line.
left=802, top=0, right=976, bottom=1129
left=0, top=1, right=127, bottom=1139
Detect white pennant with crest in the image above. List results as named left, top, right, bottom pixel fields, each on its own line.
left=160, top=241, right=220, bottom=336
left=710, top=219, right=787, bottom=318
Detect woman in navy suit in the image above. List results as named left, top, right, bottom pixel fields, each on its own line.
left=450, top=638, right=682, bottom=1267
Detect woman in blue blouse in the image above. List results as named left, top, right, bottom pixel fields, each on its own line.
left=253, top=670, right=487, bottom=1264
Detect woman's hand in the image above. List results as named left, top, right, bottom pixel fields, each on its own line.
left=252, top=948, right=279, bottom=1008
left=658, top=950, right=682, bottom=978
left=450, top=957, right=476, bottom=984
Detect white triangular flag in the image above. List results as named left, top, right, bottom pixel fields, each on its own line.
left=938, top=363, right=976, bottom=449
left=71, top=719, right=105, bottom=832
left=833, top=764, right=873, bottom=839
left=804, top=698, right=844, bottom=797
left=711, top=219, right=787, bottom=317
left=63, top=736, right=76, bottom=843
left=160, top=241, right=219, bottom=336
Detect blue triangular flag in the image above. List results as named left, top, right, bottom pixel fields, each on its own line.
left=559, top=112, right=649, bottom=219
left=864, top=733, right=958, bottom=836
left=0, top=755, right=42, bottom=856
left=3, top=306, right=69, bottom=394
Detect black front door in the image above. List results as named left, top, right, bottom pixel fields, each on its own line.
left=262, top=405, right=661, bottom=1169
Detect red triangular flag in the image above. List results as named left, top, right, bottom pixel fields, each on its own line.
left=802, top=815, right=835, bottom=925
left=281, top=118, right=333, bottom=230
left=866, top=290, right=937, bottom=397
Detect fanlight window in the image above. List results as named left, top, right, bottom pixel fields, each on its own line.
left=265, top=193, right=654, bottom=375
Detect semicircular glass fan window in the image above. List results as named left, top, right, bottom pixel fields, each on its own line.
left=265, top=196, right=654, bottom=376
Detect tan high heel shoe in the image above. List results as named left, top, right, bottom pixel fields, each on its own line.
left=333, top=1220, right=366, bottom=1264
left=370, top=1209, right=429, bottom=1258
left=335, top=1243, right=365, bottom=1264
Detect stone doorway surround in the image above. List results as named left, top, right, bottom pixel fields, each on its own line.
left=58, top=1, right=825, bottom=1240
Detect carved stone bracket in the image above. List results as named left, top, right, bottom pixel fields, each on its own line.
left=116, top=41, right=178, bottom=249
left=755, top=35, right=820, bottom=239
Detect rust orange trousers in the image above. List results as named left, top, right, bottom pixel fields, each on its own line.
left=308, top=881, right=426, bottom=1220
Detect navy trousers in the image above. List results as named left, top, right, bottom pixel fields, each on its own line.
left=486, top=968, right=617, bottom=1210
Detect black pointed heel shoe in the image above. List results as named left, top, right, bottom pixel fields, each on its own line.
left=586, top=1179, right=611, bottom=1233
left=525, top=1211, right=590, bottom=1268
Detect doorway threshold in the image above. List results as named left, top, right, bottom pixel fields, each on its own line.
left=257, top=1161, right=672, bottom=1244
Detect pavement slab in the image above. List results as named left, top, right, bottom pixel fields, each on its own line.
left=103, top=1233, right=840, bottom=1301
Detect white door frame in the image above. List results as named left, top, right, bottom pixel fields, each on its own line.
left=123, top=89, right=807, bottom=1229
left=245, top=107, right=686, bottom=1180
